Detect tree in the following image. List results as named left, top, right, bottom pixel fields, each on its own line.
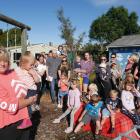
left=57, top=8, right=85, bottom=69
left=89, top=6, right=140, bottom=45
left=126, top=12, right=139, bottom=34
left=0, top=28, right=21, bottom=47
left=57, top=8, right=75, bottom=52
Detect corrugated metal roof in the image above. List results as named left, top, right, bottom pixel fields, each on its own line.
left=107, top=34, right=140, bottom=48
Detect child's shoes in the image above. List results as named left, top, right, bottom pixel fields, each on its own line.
left=57, top=104, right=62, bottom=108
left=31, top=104, right=36, bottom=112
left=17, top=118, right=32, bottom=129
left=52, top=119, right=60, bottom=123
left=65, top=127, right=73, bottom=133
left=35, top=104, right=40, bottom=111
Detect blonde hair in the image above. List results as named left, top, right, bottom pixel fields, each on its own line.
left=0, top=48, right=10, bottom=64
left=70, top=79, right=80, bottom=88
left=88, top=83, right=98, bottom=92
left=19, top=51, right=35, bottom=68
left=130, top=53, right=139, bottom=63
left=109, top=90, right=118, bottom=97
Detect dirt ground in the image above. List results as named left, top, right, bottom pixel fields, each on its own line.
left=34, top=93, right=67, bottom=140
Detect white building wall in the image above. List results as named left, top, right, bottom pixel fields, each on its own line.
left=9, top=44, right=58, bottom=69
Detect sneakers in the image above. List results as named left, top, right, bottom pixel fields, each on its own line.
left=65, top=127, right=73, bottom=133
left=17, top=118, right=32, bottom=129
left=31, top=104, right=36, bottom=112
left=35, top=104, right=40, bottom=111
left=57, top=104, right=62, bottom=108
left=52, top=119, right=60, bottom=123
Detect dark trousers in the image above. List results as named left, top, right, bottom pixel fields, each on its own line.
left=0, top=121, right=30, bottom=140
left=27, top=89, right=37, bottom=116
left=122, top=108, right=140, bottom=125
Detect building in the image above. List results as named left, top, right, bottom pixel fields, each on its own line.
left=106, top=34, right=140, bottom=72
left=9, top=43, right=58, bottom=68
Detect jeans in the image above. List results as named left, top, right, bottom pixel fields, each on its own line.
left=26, top=89, right=37, bottom=116
left=50, top=78, right=58, bottom=102
left=58, top=90, right=68, bottom=104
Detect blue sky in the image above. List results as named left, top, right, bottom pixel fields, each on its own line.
left=0, top=0, right=140, bottom=45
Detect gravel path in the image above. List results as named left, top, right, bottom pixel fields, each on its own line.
left=35, top=94, right=67, bottom=140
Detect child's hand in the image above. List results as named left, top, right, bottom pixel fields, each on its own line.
left=110, top=111, right=115, bottom=115
left=28, top=69, right=37, bottom=76
left=78, top=117, right=82, bottom=122
left=28, top=95, right=37, bottom=105
left=68, top=105, right=72, bottom=109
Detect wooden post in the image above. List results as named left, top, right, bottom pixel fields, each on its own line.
left=21, top=28, right=27, bottom=54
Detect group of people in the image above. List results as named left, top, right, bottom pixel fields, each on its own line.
left=52, top=51, right=140, bottom=137
left=1, top=44, right=140, bottom=140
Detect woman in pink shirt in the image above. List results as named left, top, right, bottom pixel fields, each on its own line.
left=0, top=48, right=37, bottom=140
left=53, top=79, right=81, bottom=133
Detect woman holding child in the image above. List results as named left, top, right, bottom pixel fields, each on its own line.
left=74, top=52, right=94, bottom=92
left=0, top=48, right=37, bottom=140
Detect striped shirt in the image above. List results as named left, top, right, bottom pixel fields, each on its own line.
left=15, top=67, right=37, bottom=90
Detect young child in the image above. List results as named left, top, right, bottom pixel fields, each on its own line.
left=99, top=63, right=108, bottom=81
left=121, top=81, right=140, bottom=122
left=100, top=90, right=122, bottom=133
left=57, top=72, right=69, bottom=108
left=88, top=83, right=98, bottom=99
left=121, top=81, right=140, bottom=137
left=74, top=94, right=103, bottom=135
left=15, top=51, right=41, bottom=129
left=80, top=83, right=98, bottom=104
left=74, top=55, right=83, bottom=92
left=111, top=63, right=121, bottom=88
left=53, top=79, right=81, bottom=133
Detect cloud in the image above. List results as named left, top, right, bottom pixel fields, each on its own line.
left=88, top=0, right=130, bottom=6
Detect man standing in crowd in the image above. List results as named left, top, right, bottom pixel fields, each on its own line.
left=46, top=50, right=61, bottom=103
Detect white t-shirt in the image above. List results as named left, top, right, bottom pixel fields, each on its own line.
left=36, top=64, right=47, bottom=76
left=121, top=90, right=135, bottom=111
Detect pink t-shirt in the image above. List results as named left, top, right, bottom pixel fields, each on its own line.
left=0, top=70, right=29, bottom=128
left=58, top=79, right=68, bottom=92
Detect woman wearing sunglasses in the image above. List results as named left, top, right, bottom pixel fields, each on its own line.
left=95, top=55, right=112, bottom=100
left=58, top=57, right=71, bottom=81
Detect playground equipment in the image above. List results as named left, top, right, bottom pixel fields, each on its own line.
left=0, top=13, right=31, bottom=53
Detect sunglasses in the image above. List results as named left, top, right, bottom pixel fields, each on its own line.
left=111, top=57, right=116, bottom=58
left=101, top=59, right=106, bottom=61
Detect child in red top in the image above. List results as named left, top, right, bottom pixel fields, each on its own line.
left=58, top=72, right=69, bottom=108
left=0, top=48, right=37, bottom=140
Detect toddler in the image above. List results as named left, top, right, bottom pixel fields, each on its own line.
left=101, top=90, right=122, bottom=133
left=15, top=51, right=41, bottom=129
